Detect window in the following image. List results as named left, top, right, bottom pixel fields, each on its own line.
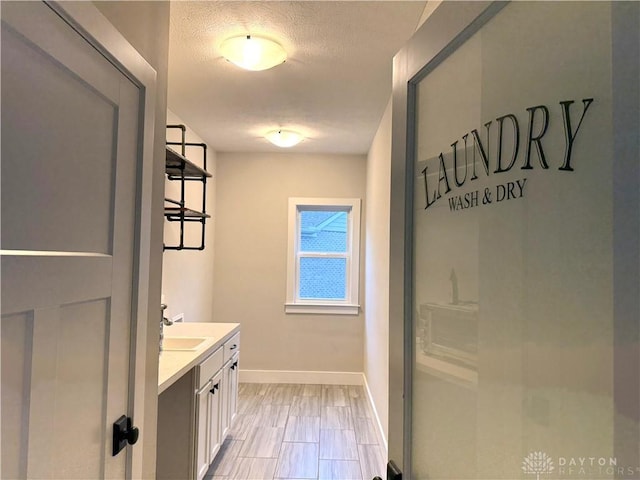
left=285, top=198, right=361, bottom=315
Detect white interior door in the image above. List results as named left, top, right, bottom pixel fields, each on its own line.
left=1, top=2, right=143, bottom=478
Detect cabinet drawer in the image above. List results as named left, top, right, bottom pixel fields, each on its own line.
left=197, top=347, right=223, bottom=389
left=224, top=333, right=240, bottom=362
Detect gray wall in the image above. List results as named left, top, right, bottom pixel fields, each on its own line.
left=162, top=110, right=217, bottom=325
left=212, top=152, right=366, bottom=373
left=364, top=99, right=392, bottom=443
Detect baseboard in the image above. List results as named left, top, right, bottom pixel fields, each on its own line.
left=239, top=369, right=388, bottom=453
left=238, top=369, right=364, bottom=385
left=362, top=374, right=389, bottom=454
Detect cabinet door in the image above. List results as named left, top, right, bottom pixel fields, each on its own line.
left=220, top=360, right=231, bottom=440
left=195, top=381, right=210, bottom=480
left=207, top=370, right=222, bottom=463
left=228, top=353, right=240, bottom=428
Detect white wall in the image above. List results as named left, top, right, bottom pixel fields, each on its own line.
left=162, top=110, right=217, bottom=324
left=364, top=99, right=392, bottom=445
left=212, top=152, right=366, bottom=374
left=417, top=0, right=442, bottom=29
left=362, top=1, right=440, bottom=449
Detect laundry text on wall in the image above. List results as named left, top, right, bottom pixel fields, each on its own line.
left=421, top=98, right=594, bottom=211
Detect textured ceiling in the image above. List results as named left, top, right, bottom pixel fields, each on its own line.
left=168, top=1, right=426, bottom=154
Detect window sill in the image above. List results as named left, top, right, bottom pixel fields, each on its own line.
left=284, top=303, right=360, bottom=315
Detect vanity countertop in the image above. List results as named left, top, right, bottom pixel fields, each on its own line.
left=158, top=322, right=240, bottom=394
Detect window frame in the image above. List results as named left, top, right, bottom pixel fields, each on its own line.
left=285, top=197, right=361, bottom=315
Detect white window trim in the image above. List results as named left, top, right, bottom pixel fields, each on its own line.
left=285, top=197, right=361, bottom=315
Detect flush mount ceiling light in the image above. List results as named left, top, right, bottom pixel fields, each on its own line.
left=220, top=35, right=287, bottom=71
left=265, top=130, right=304, bottom=148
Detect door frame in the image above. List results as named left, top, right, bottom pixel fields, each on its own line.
left=43, top=2, right=158, bottom=478
left=388, top=4, right=505, bottom=473
left=389, top=1, right=640, bottom=478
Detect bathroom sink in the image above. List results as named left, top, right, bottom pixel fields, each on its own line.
left=163, top=337, right=208, bottom=351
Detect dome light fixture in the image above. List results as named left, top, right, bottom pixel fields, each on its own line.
left=220, top=35, right=287, bottom=71
left=265, top=129, right=304, bottom=148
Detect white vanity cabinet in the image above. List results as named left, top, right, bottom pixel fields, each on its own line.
left=194, top=336, right=240, bottom=479
left=157, top=324, right=240, bottom=480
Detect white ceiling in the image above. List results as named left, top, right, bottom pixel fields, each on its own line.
left=167, top=1, right=426, bottom=154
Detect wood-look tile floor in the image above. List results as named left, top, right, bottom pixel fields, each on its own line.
left=205, top=383, right=386, bottom=480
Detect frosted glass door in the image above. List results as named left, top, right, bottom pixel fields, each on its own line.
left=408, top=2, right=639, bottom=479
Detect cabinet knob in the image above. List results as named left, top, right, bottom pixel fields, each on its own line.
left=209, top=382, right=220, bottom=394
left=230, top=344, right=237, bottom=350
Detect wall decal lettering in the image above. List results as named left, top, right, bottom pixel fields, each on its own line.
left=421, top=98, right=594, bottom=211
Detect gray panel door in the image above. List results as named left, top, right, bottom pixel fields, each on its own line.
left=1, top=2, right=142, bottom=478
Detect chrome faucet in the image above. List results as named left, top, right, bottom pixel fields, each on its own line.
left=159, top=303, right=173, bottom=353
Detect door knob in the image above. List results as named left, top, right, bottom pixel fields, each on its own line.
left=113, top=415, right=139, bottom=456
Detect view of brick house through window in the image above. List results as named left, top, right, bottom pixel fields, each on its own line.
left=286, top=198, right=361, bottom=315
left=299, top=210, right=348, bottom=299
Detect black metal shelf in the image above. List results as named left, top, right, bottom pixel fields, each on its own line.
left=164, top=203, right=211, bottom=221
left=164, top=124, right=210, bottom=251
left=165, top=147, right=212, bottom=180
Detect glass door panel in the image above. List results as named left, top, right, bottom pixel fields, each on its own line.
left=409, top=2, right=637, bottom=479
